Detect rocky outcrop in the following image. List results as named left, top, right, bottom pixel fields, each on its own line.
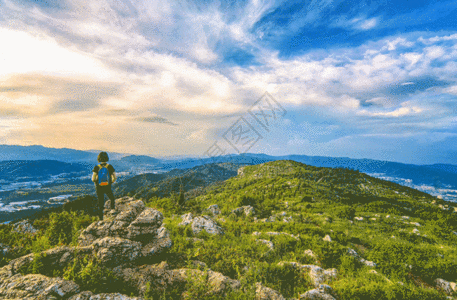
left=75, top=197, right=172, bottom=265
left=0, top=197, right=173, bottom=300
left=0, top=264, right=80, bottom=300
left=178, top=213, right=224, bottom=235
left=112, top=261, right=240, bottom=297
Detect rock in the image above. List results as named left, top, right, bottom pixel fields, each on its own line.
left=410, top=222, right=421, bottom=226
left=278, top=262, right=337, bottom=287
left=255, top=282, right=285, bottom=300
left=264, top=216, right=276, bottom=222
left=402, top=216, right=410, bottom=219
left=127, top=208, right=163, bottom=241
left=142, top=226, right=173, bottom=258
left=283, top=216, right=293, bottom=223
left=92, top=237, right=142, bottom=267
left=412, top=228, right=420, bottom=235
left=232, top=206, right=255, bottom=216
left=347, top=248, right=376, bottom=267
left=360, top=259, right=377, bottom=267
left=191, top=216, right=224, bottom=235
left=257, top=239, right=274, bottom=250
left=179, top=213, right=194, bottom=226
left=12, top=220, right=37, bottom=235
left=0, top=272, right=80, bottom=300
left=386, top=215, right=390, bottom=218
left=299, top=284, right=336, bottom=300
left=304, top=250, right=317, bottom=259
left=347, top=248, right=359, bottom=258
left=79, top=198, right=167, bottom=251
left=207, top=204, right=221, bottom=216
left=323, top=235, right=332, bottom=242
left=69, top=291, right=144, bottom=300
left=354, top=217, right=363, bottom=221
left=435, top=278, right=457, bottom=295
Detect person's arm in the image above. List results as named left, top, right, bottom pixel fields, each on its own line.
left=111, top=172, right=117, bottom=183
left=92, top=172, right=98, bottom=184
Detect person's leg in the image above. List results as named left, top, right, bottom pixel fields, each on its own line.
left=96, top=187, right=106, bottom=220
left=106, top=187, right=116, bottom=210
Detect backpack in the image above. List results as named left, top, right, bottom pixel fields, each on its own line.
left=98, top=164, right=111, bottom=186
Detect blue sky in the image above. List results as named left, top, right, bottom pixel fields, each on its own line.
left=0, top=0, right=456, bottom=164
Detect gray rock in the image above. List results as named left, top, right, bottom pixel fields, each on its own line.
left=299, top=284, right=336, bottom=300
left=127, top=208, right=163, bottom=241
left=0, top=272, right=80, bottom=300
left=179, top=213, right=194, bottom=226
left=257, top=239, right=274, bottom=250
left=92, top=237, right=142, bottom=267
left=13, top=220, right=37, bottom=235
left=255, top=282, right=285, bottom=300
left=304, top=249, right=317, bottom=259
left=278, top=262, right=337, bottom=287
left=435, top=278, right=457, bottom=295
left=232, top=206, right=255, bottom=216
left=191, top=216, right=224, bottom=235
left=142, top=226, right=173, bottom=258
left=207, top=204, right=221, bottom=216
left=323, top=235, right=332, bottom=242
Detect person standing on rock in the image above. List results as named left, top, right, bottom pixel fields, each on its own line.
left=92, top=151, right=116, bottom=220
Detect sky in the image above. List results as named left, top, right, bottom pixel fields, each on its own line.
left=0, top=0, right=456, bottom=165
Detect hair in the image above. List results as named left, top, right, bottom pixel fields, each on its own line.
left=97, top=151, right=109, bottom=162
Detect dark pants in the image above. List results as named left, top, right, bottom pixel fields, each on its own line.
left=96, top=185, right=115, bottom=219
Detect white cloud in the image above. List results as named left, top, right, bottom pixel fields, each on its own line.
left=0, top=28, right=115, bottom=80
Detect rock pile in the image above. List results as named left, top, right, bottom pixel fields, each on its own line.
left=0, top=197, right=172, bottom=300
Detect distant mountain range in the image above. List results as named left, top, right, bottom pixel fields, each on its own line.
left=0, top=145, right=125, bottom=162
left=1, top=145, right=456, bottom=199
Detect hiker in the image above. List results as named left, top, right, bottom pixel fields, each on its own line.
left=92, top=151, right=116, bottom=220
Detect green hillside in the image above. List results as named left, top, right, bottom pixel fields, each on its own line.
left=154, top=160, right=457, bottom=299
left=1, top=160, right=456, bottom=299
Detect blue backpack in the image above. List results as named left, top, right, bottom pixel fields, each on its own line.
left=98, top=164, right=111, bottom=186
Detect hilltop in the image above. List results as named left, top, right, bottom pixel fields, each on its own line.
left=1, top=160, right=456, bottom=299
